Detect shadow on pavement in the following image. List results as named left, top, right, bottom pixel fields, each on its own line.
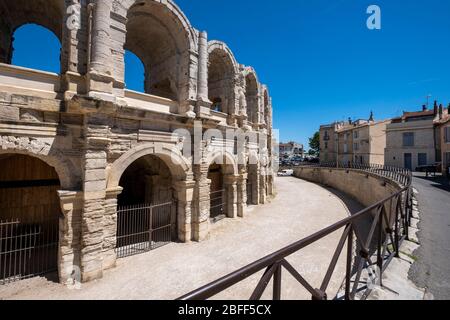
left=413, top=173, right=450, bottom=192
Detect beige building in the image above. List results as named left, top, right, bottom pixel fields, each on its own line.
left=319, top=123, right=338, bottom=163
left=0, top=0, right=274, bottom=285
left=320, top=115, right=389, bottom=165
left=436, top=104, right=450, bottom=176
left=385, top=106, right=439, bottom=170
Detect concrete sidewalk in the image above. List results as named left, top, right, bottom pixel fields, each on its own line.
left=0, top=177, right=352, bottom=300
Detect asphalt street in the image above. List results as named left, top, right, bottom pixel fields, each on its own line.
left=409, top=173, right=450, bottom=300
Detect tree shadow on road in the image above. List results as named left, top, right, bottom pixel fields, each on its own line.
left=414, top=173, right=450, bottom=192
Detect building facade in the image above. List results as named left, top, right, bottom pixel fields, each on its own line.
left=385, top=107, right=438, bottom=170
left=0, top=0, right=274, bottom=284
left=279, top=141, right=304, bottom=159
left=436, top=104, right=450, bottom=176
left=320, top=115, right=388, bottom=165
left=319, top=124, right=338, bottom=163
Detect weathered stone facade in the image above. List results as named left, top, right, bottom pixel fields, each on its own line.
left=0, top=0, right=274, bottom=283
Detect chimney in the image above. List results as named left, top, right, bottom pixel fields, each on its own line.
left=439, top=104, right=443, bottom=119
left=348, top=117, right=352, bottom=125
left=422, top=104, right=427, bottom=111
left=369, top=111, right=374, bottom=122
left=433, top=101, right=438, bottom=115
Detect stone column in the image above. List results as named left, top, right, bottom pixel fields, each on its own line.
left=237, top=174, right=247, bottom=218
left=193, top=162, right=211, bottom=241
left=259, top=172, right=267, bottom=204
left=197, top=31, right=209, bottom=102
left=80, top=123, right=110, bottom=282
left=224, top=175, right=238, bottom=219
left=174, top=180, right=196, bottom=242
left=103, top=186, right=122, bottom=270
left=87, top=0, right=114, bottom=99
left=57, top=190, right=83, bottom=285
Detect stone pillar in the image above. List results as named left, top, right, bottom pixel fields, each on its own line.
left=174, top=180, right=195, bottom=242
left=80, top=123, right=110, bottom=282
left=197, top=31, right=209, bottom=102
left=103, top=186, right=122, bottom=270
left=259, top=173, right=267, bottom=204
left=224, top=175, right=238, bottom=219
left=193, top=162, right=211, bottom=241
left=87, top=0, right=114, bottom=99
left=237, top=174, right=247, bottom=218
left=57, top=190, right=83, bottom=285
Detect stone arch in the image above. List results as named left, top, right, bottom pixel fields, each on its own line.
left=0, top=0, right=64, bottom=65
left=207, top=41, right=239, bottom=115
left=0, top=137, right=76, bottom=190
left=107, top=142, right=191, bottom=190
left=262, top=86, right=271, bottom=127
left=242, top=67, right=260, bottom=124
left=205, top=150, right=239, bottom=176
left=116, top=0, right=197, bottom=101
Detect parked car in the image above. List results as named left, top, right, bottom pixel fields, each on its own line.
left=278, top=169, right=294, bottom=176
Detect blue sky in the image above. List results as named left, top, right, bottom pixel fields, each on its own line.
left=12, top=0, right=450, bottom=148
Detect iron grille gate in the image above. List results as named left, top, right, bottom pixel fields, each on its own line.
left=0, top=218, right=59, bottom=285
left=246, top=183, right=253, bottom=205
left=210, top=189, right=225, bottom=222
left=116, top=202, right=176, bottom=258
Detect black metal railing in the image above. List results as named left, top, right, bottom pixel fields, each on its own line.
left=178, top=164, right=413, bottom=300
left=210, top=190, right=225, bottom=222
left=0, top=218, right=59, bottom=285
left=116, top=202, right=175, bottom=258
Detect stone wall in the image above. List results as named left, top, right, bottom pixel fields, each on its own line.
left=293, top=167, right=402, bottom=213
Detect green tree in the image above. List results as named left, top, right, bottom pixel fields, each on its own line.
left=308, top=131, right=320, bottom=156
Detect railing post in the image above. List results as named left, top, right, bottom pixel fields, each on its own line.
left=377, top=209, right=384, bottom=288
left=345, top=225, right=353, bottom=300
left=394, top=196, right=400, bottom=258
left=273, top=262, right=282, bottom=300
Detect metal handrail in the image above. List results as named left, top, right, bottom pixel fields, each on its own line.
left=179, top=164, right=413, bottom=300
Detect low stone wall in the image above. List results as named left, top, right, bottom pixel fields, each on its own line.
left=293, top=167, right=402, bottom=211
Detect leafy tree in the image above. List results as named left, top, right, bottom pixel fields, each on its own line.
left=308, top=131, right=320, bottom=156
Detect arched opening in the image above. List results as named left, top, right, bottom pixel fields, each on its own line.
left=10, top=24, right=61, bottom=73
left=207, top=157, right=235, bottom=223
left=124, top=50, right=145, bottom=93
left=264, top=90, right=270, bottom=127
left=0, top=154, right=61, bottom=283
left=116, top=154, right=177, bottom=258
left=124, top=1, right=191, bottom=100
left=208, top=48, right=236, bottom=114
left=0, top=0, right=63, bottom=71
left=245, top=73, right=258, bottom=124
left=246, top=161, right=258, bottom=206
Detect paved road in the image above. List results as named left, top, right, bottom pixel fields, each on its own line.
left=409, top=173, right=450, bottom=300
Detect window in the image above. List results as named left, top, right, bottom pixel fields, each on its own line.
left=445, top=126, right=450, bottom=143
left=418, top=153, right=427, bottom=167
left=354, top=131, right=359, bottom=139
left=324, top=142, right=328, bottom=149
left=354, top=143, right=359, bottom=151
left=403, top=132, right=415, bottom=147
left=344, top=144, right=348, bottom=153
